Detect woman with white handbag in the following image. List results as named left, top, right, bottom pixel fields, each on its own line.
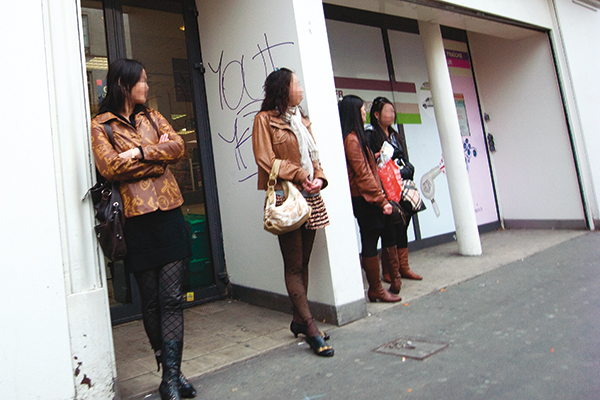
left=252, top=68, right=333, bottom=357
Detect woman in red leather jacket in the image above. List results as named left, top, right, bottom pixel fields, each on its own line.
left=339, top=95, right=402, bottom=303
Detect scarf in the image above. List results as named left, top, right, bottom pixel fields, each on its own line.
left=282, top=106, right=320, bottom=181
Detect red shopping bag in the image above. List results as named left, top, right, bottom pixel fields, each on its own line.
left=378, top=159, right=403, bottom=202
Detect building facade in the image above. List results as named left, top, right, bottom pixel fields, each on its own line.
left=1, top=0, right=598, bottom=398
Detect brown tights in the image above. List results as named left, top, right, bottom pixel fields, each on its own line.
left=278, top=226, right=319, bottom=337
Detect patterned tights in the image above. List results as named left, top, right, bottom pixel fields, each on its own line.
left=278, top=226, right=319, bottom=336
left=134, top=259, right=185, bottom=353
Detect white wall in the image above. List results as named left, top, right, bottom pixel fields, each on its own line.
left=292, top=0, right=365, bottom=307
left=550, top=0, right=600, bottom=223
left=196, top=0, right=364, bottom=310
left=0, top=1, right=116, bottom=398
left=196, top=0, right=302, bottom=298
left=468, top=31, right=585, bottom=223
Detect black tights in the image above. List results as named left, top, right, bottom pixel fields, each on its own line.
left=134, top=259, right=185, bottom=353
left=278, top=226, right=318, bottom=335
left=381, top=219, right=409, bottom=249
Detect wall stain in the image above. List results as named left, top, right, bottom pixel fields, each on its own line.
left=81, top=374, right=92, bottom=388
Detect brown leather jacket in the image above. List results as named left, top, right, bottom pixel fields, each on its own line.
left=344, top=132, right=388, bottom=209
left=91, top=107, right=185, bottom=218
left=252, top=110, right=327, bottom=191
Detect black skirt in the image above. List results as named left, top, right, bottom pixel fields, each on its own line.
left=352, top=196, right=386, bottom=233
left=123, top=207, right=192, bottom=273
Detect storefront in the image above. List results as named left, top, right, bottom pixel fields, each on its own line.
left=3, top=0, right=599, bottom=398
left=324, top=4, right=502, bottom=248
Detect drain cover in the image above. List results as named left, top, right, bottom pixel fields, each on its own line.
left=374, top=337, right=449, bottom=360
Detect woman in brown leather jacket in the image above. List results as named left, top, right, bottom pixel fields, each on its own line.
left=252, top=68, right=333, bottom=357
left=339, top=95, right=402, bottom=303
left=91, top=59, right=195, bottom=400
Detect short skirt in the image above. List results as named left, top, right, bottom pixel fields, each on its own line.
left=352, top=196, right=386, bottom=233
left=123, top=207, right=192, bottom=273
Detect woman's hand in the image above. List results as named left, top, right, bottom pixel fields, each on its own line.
left=383, top=203, right=393, bottom=215
left=159, top=133, right=169, bottom=143
left=302, top=177, right=323, bottom=195
left=118, top=147, right=141, bottom=160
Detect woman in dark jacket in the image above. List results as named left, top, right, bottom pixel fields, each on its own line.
left=252, top=68, right=333, bottom=357
left=339, top=95, right=402, bottom=303
left=91, top=59, right=195, bottom=400
left=368, top=96, right=423, bottom=289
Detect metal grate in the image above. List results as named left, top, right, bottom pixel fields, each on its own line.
left=374, top=337, right=449, bottom=360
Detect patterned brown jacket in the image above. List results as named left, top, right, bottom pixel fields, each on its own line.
left=91, top=107, right=185, bottom=218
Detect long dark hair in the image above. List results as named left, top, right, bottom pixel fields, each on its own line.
left=339, top=95, right=371, bottom=162
left=369, top=96, right=408, bottom=158
left=98, top=59, right=144, bottom=115
left=260, top=68, right=293, bottom=115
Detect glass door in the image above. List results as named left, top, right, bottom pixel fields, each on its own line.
left=82, top=0, right=227, bottom=324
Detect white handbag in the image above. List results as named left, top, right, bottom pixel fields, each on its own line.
left=263, top=159, right=311, bottom=235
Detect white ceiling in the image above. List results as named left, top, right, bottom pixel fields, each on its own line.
left=324, top=0, right=545, bottom=40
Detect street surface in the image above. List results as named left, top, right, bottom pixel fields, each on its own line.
left=145, top=232, right=600, bottom=400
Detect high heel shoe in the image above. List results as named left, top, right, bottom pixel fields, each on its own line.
left=290, top=321, right=330, bottom=341
left=305, top=334, right=334, bottom=357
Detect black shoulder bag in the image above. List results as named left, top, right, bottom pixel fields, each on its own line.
left=84, top=122, right=127, bottom=261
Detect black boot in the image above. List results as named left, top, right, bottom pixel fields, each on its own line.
left=178, top=373, right=196, bottom=398
left=156, top=351, right=196, bottom=398
left=159, top=341, right=182, bottom=400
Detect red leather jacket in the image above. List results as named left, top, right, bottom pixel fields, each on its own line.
left=344, top=132, right=388, bottom=210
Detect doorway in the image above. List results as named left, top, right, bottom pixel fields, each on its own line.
left=82, top=0, right=227, bottom=324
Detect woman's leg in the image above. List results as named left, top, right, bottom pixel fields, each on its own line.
left=280, top=226, right=333, bottom=357
left=157, top=259, right=188, bottom=400
left=133, top=268, right=163, bottom=358
left=278, top=227, right=319, bottom=337
left=158, top=259, right=185, bottom=343
left=395, top=222, right=422, bottom=280
left=380, top=222, right=402, bottom=293
left=359, top=225, right=402, bottom=303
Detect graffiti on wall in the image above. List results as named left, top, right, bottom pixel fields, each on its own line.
left=207, top=34, right=295, bottom=183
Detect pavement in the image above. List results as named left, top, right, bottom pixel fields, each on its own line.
left=114, top=229, right=600, bottom=399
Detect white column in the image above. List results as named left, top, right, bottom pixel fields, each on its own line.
left=292, top=0, right=367, bottom=322
left=418, top=21, right=482, bottom=256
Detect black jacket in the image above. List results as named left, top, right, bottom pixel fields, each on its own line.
left=366, top=125, right=414, bottom=180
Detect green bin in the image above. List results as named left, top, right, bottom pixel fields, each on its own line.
left=183, top=214, right=214, bottom=289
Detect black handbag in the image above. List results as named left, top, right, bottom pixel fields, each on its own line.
left=85, top=122, right=127, bottom=261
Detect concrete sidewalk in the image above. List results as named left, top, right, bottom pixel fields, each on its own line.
left=113, top=229, right=586, bottom=399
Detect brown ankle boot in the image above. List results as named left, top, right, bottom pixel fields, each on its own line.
left=397, top=247, right=423, bottom=280
left=361, top=256, right=402, bottom=303
left=381, top=247, right=402, bottom=294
